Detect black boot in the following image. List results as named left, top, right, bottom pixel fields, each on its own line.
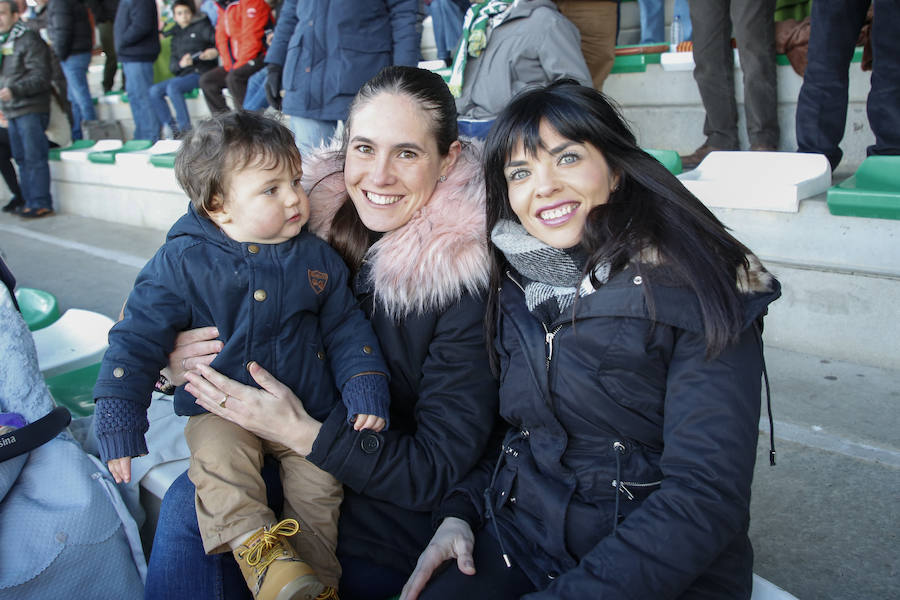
left=2, top=196, right=23, bottom=213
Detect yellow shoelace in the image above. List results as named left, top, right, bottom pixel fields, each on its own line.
left=238, top=518, right=301, bottom=571
left=315, top=587, right=340, bottom=599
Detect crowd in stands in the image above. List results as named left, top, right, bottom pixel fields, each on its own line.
left=0, top=0, right=896, bottom=220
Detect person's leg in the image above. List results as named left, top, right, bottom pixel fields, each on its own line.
left=123, top=61, right=161, bottom=141
left=638, top=0, right=666, bottom=44
left=144, top=470, right=251, bottom=600
left=225, top=61, right=264, bottom=110
left=200, top=66, right=230, bottom=114
left=556, top=0, right=618, bottom=90
left=795, top=0, right=867, bottom=169
left=418, top=526, right=536, bottom=600
left=689, top=0, right=739, bottom=150
left=288, top=116, right=338, bottom=152
left=148, top=79, right=176, bottom=133
left=166, top=73, right=201, bottom=132
left=731, top=0, right=779, bottom=149
left=60, top=53, right=97, bottom=140
left=8, top=113, right=52, bottom=212
left=184, top=413, right=273, bottom=554
left=240, top=68, right=269, bottom=112
left=674, top=0, right=693, bottom=40
left=98, top=21, right=118, bottom=92
left=867, top=0, right=900, bottom=158
left=0, top=127, right=22, bottom=206
left=272, top=447, right=343, bottom=588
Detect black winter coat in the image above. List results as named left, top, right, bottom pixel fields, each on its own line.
left=114, top=0, right=160, bottom=62
left=168, top=16, right=217, bottom=77
left=303, top=142, right=499, bottom=573
left=445, top=256, right=780, bottom=598
left=48, top=0, right=94, bottom=61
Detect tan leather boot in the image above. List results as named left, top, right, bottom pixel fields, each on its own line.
left=233, top=519, right=328, bottom=600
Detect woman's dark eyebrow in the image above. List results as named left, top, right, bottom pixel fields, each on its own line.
left=548, top=141, right=578, bottom=154
left=349, top=135, right=425, bottom=153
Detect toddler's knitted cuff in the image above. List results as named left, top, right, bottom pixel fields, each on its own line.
left=94, top=398, right=149, bottom=464
left=341, top=373, right=390, bottom=431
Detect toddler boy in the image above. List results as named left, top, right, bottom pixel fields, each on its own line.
left=93, top=111, right=389, bottom=600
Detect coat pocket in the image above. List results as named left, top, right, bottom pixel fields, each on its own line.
left=336, top=33, right=391, bottom=95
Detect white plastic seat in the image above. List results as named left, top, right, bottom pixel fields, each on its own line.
left=751, top=573, right=800, bottom=600
left=677, top=151, right=832, bottom=212
left=60, top=139, right=123, bottom=162
left=115, top=140, right=183, bottom=167
left=31, top=308, right=115, bottom=378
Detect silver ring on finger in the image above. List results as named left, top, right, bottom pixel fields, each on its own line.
left=219, top=395, right=228, bottom=409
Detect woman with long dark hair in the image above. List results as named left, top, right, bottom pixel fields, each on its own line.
left=401, top=79, right=781, bottom=600
left=143, top=66, right=499, bottom=600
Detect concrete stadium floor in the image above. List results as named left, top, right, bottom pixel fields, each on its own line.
left=1, top=210, right=897, bottom=599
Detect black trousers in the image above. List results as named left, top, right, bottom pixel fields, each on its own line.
left=0, top=127, right=22, bottom=200
left=419, top=526, right=536, bottom=600
left=199, top=60, right=265, bottom=113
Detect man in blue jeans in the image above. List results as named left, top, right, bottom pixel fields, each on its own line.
left=48, top=0, right=96, bottom=140
left=796, top=0, right=899, bottom=172
left=115, top=0, right=161, bottom=141
left=0, top=0, right=54, bottom=218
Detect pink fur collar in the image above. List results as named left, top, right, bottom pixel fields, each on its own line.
left=303, top=142, right=490, bottom=319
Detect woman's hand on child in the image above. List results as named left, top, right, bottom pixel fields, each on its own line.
left=353, top=414, right=385, bottom=432
left=107, top=456, right=132, bottom=484
left=164, top=327, right=222, bottom=386
left=185, top=361, right=323, bottom=456
left=400, top=517, right=476, bottom=600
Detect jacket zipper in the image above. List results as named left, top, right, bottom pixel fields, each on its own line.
left=611, top=479, right=663, bottom=500
left=504, top=271, right=564, bottom=370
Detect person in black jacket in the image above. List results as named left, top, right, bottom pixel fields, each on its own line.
left=402, top=80, right=781, bottom=599
left=0, top=0, right=54, bottom=218
left=47, top=0, right=96, bottom=140
left=148, top=0, right=216, bottom=138
left=143, top=66, right=499, bottom=600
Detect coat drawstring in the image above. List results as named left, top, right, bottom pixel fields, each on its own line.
left=755, top=321, right=776, bottom=466
left=485, top=436, right=516, bottom=568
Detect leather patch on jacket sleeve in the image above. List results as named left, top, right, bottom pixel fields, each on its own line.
left=308, top=269, right=328, bottom=294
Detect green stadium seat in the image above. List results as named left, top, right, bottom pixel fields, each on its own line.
left=827, top=156, right=900, bottom=220
left=15, top=287, right=60, bottom=331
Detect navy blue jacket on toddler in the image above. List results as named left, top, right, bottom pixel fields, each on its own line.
left=92, top=204, right=390, bottom=464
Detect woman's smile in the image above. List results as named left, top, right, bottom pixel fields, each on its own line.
left=536, top=201, right=580, bottom=225
left=364, top=191, right=404, bottom=206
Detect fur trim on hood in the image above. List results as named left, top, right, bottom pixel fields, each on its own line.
left=303, top=141, right=490, bottom=319
left=635, top=245, right=775, bottom=295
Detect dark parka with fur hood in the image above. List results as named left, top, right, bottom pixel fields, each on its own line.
left=299, top=142, right=500, bottom=572
left=442, top=251, right=780, bottom=598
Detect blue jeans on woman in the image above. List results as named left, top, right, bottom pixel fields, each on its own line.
left=144, top=470, right=409, bottom=600
left=59, top=52, right=97, bottom=140
left=149, top=72, right=201, bottom=134
left=241, top=68, right=269, bottom=112
left=123, top=61, right=160, bottom=142
left=7, top=112, right=51, bottom=210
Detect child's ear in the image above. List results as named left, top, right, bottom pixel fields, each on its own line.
left=207, top=194, right=231, bottom=225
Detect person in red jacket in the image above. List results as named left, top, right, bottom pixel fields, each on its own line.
left=199, top=0, right=271, bottom=113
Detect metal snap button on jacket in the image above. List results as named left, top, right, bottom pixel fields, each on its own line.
left=253, top=289, right=267, bottom=301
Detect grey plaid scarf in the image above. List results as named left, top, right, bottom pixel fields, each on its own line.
left=491, top=220, right=610, bottom=321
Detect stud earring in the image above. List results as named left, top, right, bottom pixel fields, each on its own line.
left=438, top=175, right=447, bottom=183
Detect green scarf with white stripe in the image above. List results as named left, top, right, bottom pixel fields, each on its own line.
left=448, top=0, right=516, bottom=98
